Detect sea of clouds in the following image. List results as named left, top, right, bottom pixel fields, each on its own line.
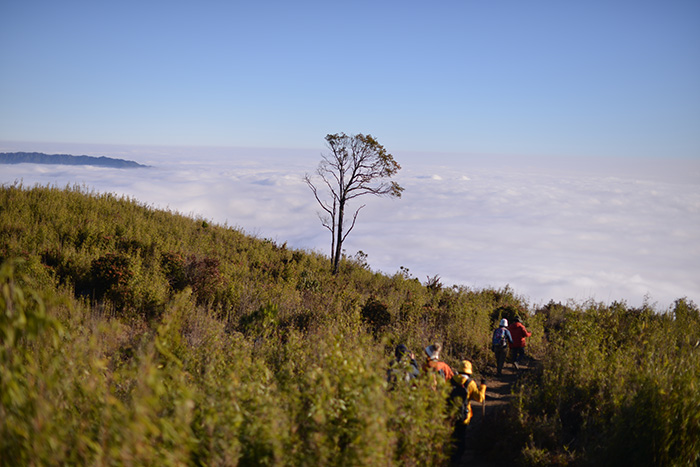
left=2, top=141, right=699, bottom=311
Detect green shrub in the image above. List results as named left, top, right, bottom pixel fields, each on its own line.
left=361, top=296, right=391, bottom=335
left=90, top=253, right=133, bottom=309
left=508, top=299, right=700, bottom=465
left=2, top=184, right=698, bottom=466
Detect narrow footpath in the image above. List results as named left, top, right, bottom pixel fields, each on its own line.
left=456, top=357, right=536, bottom=466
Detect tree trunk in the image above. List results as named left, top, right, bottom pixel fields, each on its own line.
left=332, top=197, right=345, bottom=274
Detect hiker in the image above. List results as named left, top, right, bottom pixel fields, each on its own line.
left=508, top=316, right=532, bottom=370
left=449, top=360, right=487, bottom=425
left=422, top=343, right=454, bottom=384
left=448, top=360, right=487, bottom=464
left=387, top=343, right=420, bottom=385
left=492, top=319, right=513, bottom=376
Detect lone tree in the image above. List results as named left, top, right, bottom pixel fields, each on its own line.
left=305, top=133, right=404, bottom=274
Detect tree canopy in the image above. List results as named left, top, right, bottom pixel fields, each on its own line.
left=305, top=133, right=403, bottom=273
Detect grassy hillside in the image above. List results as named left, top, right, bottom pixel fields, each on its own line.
left=1, top=183, right=698, bottom=466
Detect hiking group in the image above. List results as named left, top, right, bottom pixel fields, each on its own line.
left=388, top=317, right=532, bottom=464
left=492, top=317, right=532, bottom=375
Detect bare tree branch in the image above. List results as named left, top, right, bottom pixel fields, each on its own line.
left=341, top=204, right=365, bottom=244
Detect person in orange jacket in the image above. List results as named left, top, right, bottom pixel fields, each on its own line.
left=508, top=316, right=532, bottom=370
left=422, top=343, right=454, bottom=383
left=448, top=360, right=487, bottom=463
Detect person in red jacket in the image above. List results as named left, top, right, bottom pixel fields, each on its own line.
left=508, top=316, right=532, bottom=370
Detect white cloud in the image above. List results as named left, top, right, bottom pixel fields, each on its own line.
left=2, top=142, right=699, bottom=310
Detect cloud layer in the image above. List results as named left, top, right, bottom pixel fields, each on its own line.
left=2, top=142, right=698, bottom=310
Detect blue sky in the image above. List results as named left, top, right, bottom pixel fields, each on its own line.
left=2, top=1, right=699, bottom=158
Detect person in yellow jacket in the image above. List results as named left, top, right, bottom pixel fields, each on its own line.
left=448, top=360, right=487, bottom=463
left=449, top=360, right=486, bottom=424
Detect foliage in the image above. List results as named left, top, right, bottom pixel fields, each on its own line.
left=361, top=296, right=391, bottom=336
left=90, top=253, right=133, bottom=309
left=1, top=183, right=697, bottom=466
left=491, top=298, right=700, bottom=466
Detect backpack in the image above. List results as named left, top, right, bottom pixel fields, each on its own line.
left=454, top=376, right=473, bottom=424
left=492, top=327, right=508, bottom=348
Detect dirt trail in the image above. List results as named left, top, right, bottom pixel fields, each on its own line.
left=475, top=357, right=532, bottom=417
left=455, top=357, right=536, bottom=466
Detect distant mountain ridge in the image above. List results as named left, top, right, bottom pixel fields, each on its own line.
left=0, top=152, right=150, bottom=168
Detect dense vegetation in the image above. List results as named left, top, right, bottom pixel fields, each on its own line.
left=1, top=183, right=698, bottom=466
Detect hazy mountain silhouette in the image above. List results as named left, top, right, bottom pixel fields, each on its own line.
left=0, top=152, right=150, bottom=168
